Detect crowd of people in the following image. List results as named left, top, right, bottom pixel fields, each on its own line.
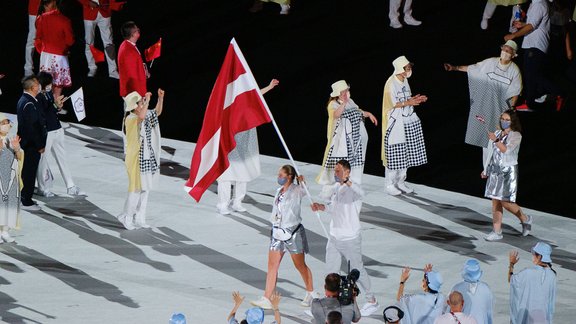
left=0, top=0, right=567, bottom=323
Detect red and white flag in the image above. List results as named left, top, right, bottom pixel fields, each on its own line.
left=185, top=39, right=271, bottom=202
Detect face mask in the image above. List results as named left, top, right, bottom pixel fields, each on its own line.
left=500, top=51, right=512, bottom=62
left=45, top=85, right=52, bottom=92
left=500, top=120, right=511, bottom=129
left=334, top=175, right=342, bottom=183
left=0, top=124, right=11, bottom=133
left=277, top=177, right=288, bottom=186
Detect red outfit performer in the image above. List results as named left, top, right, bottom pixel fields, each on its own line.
left=78, top=0, right=120, bottom=78
left=24, top=0, right=42, bottom=76
left=118, top=21, right=147, bottom=98
left=35, top=0, right=74, bottom=98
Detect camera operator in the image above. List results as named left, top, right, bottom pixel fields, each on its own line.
left=311, top=273, right=361, bottom=324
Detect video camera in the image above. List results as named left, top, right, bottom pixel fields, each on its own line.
left=338, top=261, right=360, bottom=305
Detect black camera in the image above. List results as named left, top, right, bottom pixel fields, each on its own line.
left=338, top=262, right=360, bottom=305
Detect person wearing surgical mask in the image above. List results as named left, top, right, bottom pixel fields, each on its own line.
left=251, top=165, right=320, bottom=310
left=481, top=109, right=531, bottom=241
left=382, top=55, right=429, bottom=196
left=444, top=40, right=522, bottom=168
left=0, top=113, right=23, bottom=243
left=311, top=159, right=379, bottom=317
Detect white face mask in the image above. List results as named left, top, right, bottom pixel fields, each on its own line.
left=45, top=85, right=52, bottom=92
left=0, top=124, right=11, bottom=134
left=405, top=70, right=413, bottom=78
left=500, top=51, right=512, bottom=62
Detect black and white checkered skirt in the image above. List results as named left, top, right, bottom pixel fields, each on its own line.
left=385, top=116, right=427, bottom=170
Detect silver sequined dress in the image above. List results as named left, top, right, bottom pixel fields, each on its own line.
left=484, top=131, right=519, bottom=202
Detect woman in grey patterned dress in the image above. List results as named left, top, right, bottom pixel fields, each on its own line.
left=482, top=109, right=531, bottom=241
left=0, top=113, right=23, bottom=243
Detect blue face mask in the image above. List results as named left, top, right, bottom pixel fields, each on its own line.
left=500, top=120, right=511, bottom=130
left=277, top=177, right=288, bottom=186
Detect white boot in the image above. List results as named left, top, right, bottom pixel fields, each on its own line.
left=231, top=181, right=247, bottom=212
left=118, top=192, right=139, bottom=230
left=134, top=191, right=151, bottom=229
left=481, top=1, right=496, bottom=30
left=216, top=181, right=232, bottom=214
left=396, top=168, right=413, bottom=194
left=385, top=168, right=402, bottom=196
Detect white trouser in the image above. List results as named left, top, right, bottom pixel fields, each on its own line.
left=385, top=167, right=407, bottom=187
left=84, top=12, right=117, bottom=74
left=389, top=0, right=414, bottom=21
left=37, top=128, right=75, bottom=191
left=482, top=1, right=497, bottom=19
left=120, top=190, right=149, bottom=222
left=325, top=235, right=374, bottom=300
left=24, top=15, right=36, bottom=73
left=217, top=181, right=247, bottom=209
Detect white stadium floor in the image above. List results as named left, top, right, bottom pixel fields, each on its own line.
left=0, top=120, right=574, bottom=323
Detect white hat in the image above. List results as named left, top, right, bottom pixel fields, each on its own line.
left=502, top=40, right=518, bottom=53
left=123, top=91, right=142, bottom=112
left=392, top=55, right=412, bottom=75
left=0, top=112, right=9, bottom=122
left=330, top=80, right=349, bottom=97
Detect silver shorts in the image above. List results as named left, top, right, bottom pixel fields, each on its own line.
left=269, top=224, right=309, bottom=254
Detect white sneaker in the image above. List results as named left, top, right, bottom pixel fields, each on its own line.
left=300, top=291, right=321, bottom=307
left=109, top=70, right=119, bottom=79
left=397, top=182, right=414, bottom=194
left=1, top=231, right=15, bottom=243
left=360, top=300, right=379, bottom=316
left=484, top=231, right=503, bottom=241
left=118, top=214, right=136, bottom=230
left=21, top=204, right=41, bottom=211
left=386, top=185, right=402, bottom=196
left=280, top=4, right=290, bottom=15
left=480, top=19, right=488, bottom=30
left=522, top=215, right=533, bottom=237
left=304, top=309, right=313, bottom=317
left=67, top=186, right=86, bottom=196
left=87, top=68, right=97, bottom=77
left=250, top=296, right=273, bottom=310
left=231, top=203, right=247, bottom=212
left=390, top=19, right=403, bottom=29
left=134, top=221, right=151, bottom=229
left=38, top=189, right=55, bottom=197
left=218, top=206, right=231, bottom=215
left=404, top=16, right=422, bottom=26
left=535, top=94, right=548, bottom=103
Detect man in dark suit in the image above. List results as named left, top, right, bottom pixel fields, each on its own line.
left=17, top=75, right=46, bottom=210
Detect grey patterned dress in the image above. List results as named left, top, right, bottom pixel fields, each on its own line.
left=0, top=139, right=20, bottom=228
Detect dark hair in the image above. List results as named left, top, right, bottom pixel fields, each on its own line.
left=533, top=252, right=557, bottom=275
left=424, top=273, right=438, bottom=294
left=325, top=273, right=341, bottom=293
left=38, top=0, right=57, bottom=15
left=326, top=310, right=342, bottom=324
left=280, top=164, right=298, bottom=184
left=336, top=159, right=351, bottom=171
left=21, top=75, right=38, bottom=91
left=503, top=109, right=522, bottom=132
left=240, top=320, right=247, bottom=324
left=326, top=83, right=350, bottom=107
left=121, top=21, right=138, bottom=39
left=37, top=72, right=53, bottom=89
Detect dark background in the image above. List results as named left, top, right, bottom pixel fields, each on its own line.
left=1, top=0, right=575, bottom=217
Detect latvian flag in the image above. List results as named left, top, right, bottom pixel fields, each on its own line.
left=185, top=39, right=272, bottom=202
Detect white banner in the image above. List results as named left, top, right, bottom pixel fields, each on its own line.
left=70, top=87, right=86, bottom=122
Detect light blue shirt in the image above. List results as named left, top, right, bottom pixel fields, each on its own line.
left=398, top=292, right=446, bottom=324
left=510, top=265, right=557, bottom=324
left=451, top=281, right=493, bottom=324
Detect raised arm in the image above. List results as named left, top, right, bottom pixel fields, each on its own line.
left=260, top=79, right=279, bottom=95
left=154, top=88, right=164, bottom=116
left=444, top=63, right=469, bottom=72
left=227, top=291, right=245, bottom=322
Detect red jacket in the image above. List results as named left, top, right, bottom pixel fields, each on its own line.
left=28, top=0, right=41, bottom=16
left=34, top=10, right=74, bottom=55
left=118, top=40, right=147, bottom=97
left=77, top=0, right=111, bottom=20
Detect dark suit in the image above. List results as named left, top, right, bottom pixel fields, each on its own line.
left=17, top=92, right=47, bottom=206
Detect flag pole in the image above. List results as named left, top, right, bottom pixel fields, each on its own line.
left=231, top=39, right=330, bottom=239
left=150, top=59, right=155, bottom=69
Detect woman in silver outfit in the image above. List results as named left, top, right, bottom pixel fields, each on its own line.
left=482, top=109, right=532, bottom=241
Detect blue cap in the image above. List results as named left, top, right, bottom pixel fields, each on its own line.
left=462, top=259, right=483, bottom=283
left=426, top=271, right=443, bottom=291
left=245, top=307, right=264, bottom=324
left=532, top=242, right=552, bottom=263
left=169, top=313, right=186, bottom=324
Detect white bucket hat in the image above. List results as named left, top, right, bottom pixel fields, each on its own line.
left=0, top=112, right=9, bottom=123
left=393, top=55, right=412, bottom=75
left=502, top=40, right=518, bottom=53
left=330, top=80, right=349, bottom=97
left=123, top=91, right=142, bottom=112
